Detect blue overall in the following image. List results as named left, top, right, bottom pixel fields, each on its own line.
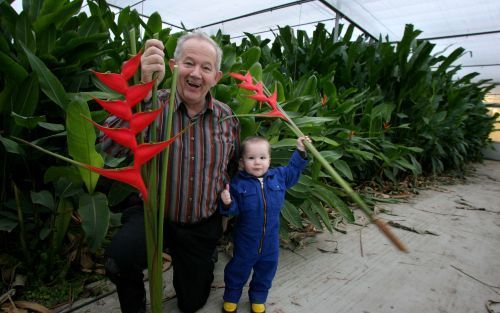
left=220, top=150, right=308, bottom=304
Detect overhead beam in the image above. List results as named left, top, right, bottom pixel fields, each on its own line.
left=317, top=0, right=377, bottom=41
left=460, top=64, right=500, bottom=68
left=194, top=0, right=316, bottom=30
left=419, top=29, right=500, bottom=41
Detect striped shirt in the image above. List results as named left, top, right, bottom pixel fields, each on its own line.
left=100, top=89, right=240, bottom=224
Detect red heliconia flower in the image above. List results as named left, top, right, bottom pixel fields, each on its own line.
left=257, top=110, right=288, bottom=122
left=93, top=98, right=133, bottom=121
left=267, top=91, right=278, bottom=111
left=92, top=71, right=129, bottom=94
left=120, top=52, right=142, bottom=81
left=134, top=138, right=175, bottom=168
left=91, top=51, right=143, bottom=94
left=129, top=108, right=163, bottom=135
left=230, top=72, right=253, bottom=84
left=383, top=122, right=391, bottom=129
left=126, top=81, right=155, bottom=108
left=133, top=125, right=190, bottom=168
left=248, top=92, right=269, bottom=103
left=86, top=51, right=172, bottom=199
left=85, top=165, right=148, bottom=200
left=86, top=119, right=137, bottom=150
left=231, top=71, right=291, bottom=122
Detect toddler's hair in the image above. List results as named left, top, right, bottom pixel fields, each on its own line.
left=240, top=136, right=271, bottom=156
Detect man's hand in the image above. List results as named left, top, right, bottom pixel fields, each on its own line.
left=141, top=39, right=166, bottom=86
left=221, top=184, right=232, bottom=206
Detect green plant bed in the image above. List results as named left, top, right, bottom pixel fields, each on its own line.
left=21, top=271, right=104, bottom=309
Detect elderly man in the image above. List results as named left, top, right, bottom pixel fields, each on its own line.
left=103, top=31, right=240, bottom=313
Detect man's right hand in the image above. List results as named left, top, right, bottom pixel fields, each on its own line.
left=141, top=39, right=166, bottom=85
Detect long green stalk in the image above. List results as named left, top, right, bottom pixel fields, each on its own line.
left=158, top=64, right=178, bottom=255
left=146, top=73, right=162, bottom=313
left=273, top=90, right=408, bottom=252
left=130, top=29, right=162, bottom=313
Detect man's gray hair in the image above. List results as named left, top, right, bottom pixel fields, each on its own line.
left=173, top=31, right=223, bottom=71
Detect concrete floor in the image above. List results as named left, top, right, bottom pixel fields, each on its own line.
left=68, top=160, right=500, bottom=313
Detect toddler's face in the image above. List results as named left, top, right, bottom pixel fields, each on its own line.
left=241, top=141, right=271, bottom=177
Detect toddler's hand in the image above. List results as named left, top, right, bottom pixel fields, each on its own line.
left=221, top=184, right=232, bottom=205
left=296, top=136, right=311, bottom=151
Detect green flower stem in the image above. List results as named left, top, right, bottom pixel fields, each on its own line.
left=159, top=64, right=178, bottom=250
left=258, top=81, right=406, bottom=251
left=277, top=102, right=408, bottom=252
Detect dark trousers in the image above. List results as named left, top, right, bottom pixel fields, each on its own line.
left=105, top=206, right=222, bottom=313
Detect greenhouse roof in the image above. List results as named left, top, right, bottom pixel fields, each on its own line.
left=13, top=0, right=500, bottom=100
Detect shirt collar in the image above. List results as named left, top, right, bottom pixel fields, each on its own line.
left=174, top=91, right=215, bottom=114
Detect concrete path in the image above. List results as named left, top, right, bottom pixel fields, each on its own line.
left=67, top=160, right=500, bottom=313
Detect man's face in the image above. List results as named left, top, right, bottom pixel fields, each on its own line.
left=169, top=38, right=222, bottom=108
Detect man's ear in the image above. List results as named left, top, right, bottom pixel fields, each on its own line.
left=214, top=70, right=223, bottom=85
left=168, top=59, right=176, bottom=72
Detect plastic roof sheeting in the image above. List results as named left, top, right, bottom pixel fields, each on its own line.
left=105, top=0, right=500, bottom=98
left=12, top=0, right=500, bottom=98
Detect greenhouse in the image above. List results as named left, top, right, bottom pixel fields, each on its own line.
left=1, top=1, right=499, bottom=313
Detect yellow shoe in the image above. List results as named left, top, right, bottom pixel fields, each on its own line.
left=251, top=303, right=266, bottom=313
left=222, top=301, right=238, bottom=313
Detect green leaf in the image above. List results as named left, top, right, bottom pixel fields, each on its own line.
left=300, top=199, right=323, bottom=230
left=165, top=32, right=181, bottom=59
left=52, top=198, right=73, bottom=252
left=309, top=198, right=332, bottom=232
left=0, top=50, right=29, bottom=83
left=333, top=159, right=353, bottom=180
left=0, top=218, right=17, bottom=232
left=312, top=185, right=354, bottom=222
left=293, top=116, right=336, bottom=128
left=281, top=200, right=303, bottom=228
left=34, top=0, right=83, bottom=32
left=0, top=134, right=25, bottom=155
left=15, top=11, right=37, bottom=52
left=346, top=148, right=374, bottom=160
left=241, top=46, right=261, bottom=69
left=11, top=112, right=46, bottom=129
left=108, top=182, right=135, bottom=206
left=299, top=75, right=317, bottom=96
left=11, top=74, right=39, bottom=117
left=78, top=192, right=109, bottom=252
left=38, top=122, right=65, bottom=131
left=320, top=150, right=342, bottom=162
left=146, top=12, right=162, bottom=35
left=30, top=190, right=55, bottom=209
left=272, top=138, right=296, bottom=149
left=66, top=96, right=104, bottom=193
left=44, top=166, right=82, bottom=184
left=54, top=176, right=83, bottom=198
left=19, top=42, right=69, bottom=110
left=311, top=136, right=339, bottom=147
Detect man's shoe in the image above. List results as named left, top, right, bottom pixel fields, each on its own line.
left=251, top=303, right=266, bottom=313
left=222, top=301, right=238, bottom=313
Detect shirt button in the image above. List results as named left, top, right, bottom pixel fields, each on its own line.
left=190, top=177, right=194, bottom=181
left=190, top=137, right=195, bottom=141
left=191, top=156, right=195, bottom=160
